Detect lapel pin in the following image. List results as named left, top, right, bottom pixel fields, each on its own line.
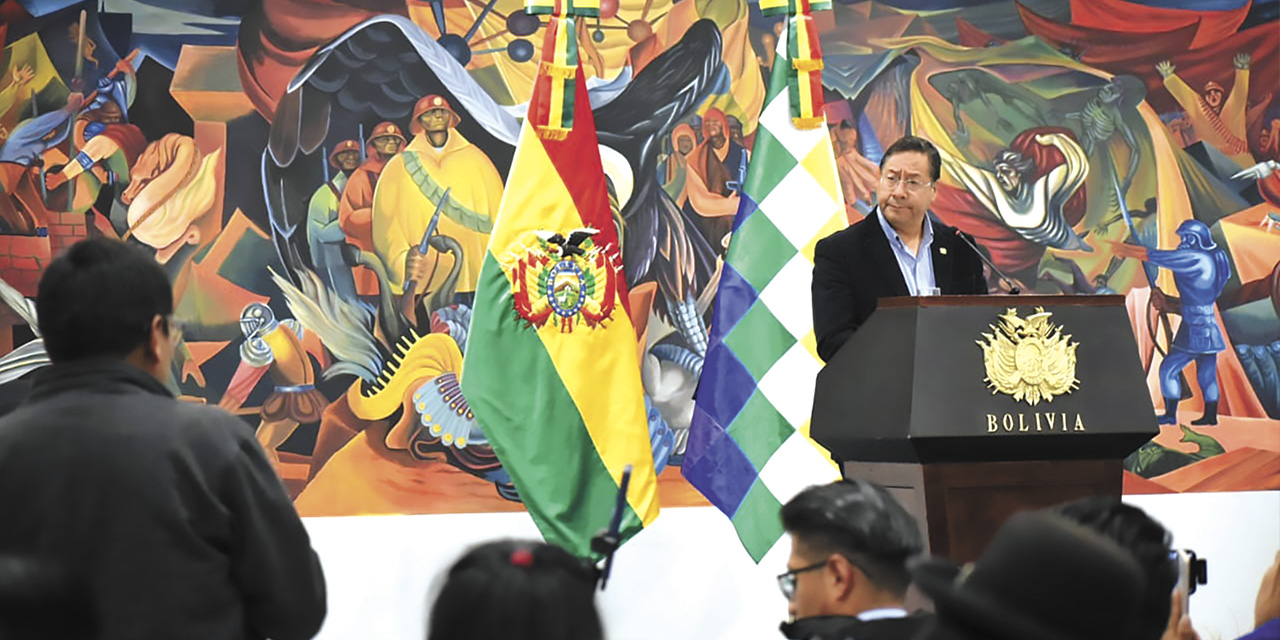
left=940, top=247, right=947, bottom=255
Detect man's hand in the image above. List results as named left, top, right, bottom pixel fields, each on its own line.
left=1156, top=61, right=1176, bottom=79
left=1234, top=53, right=1251, bottom=70
left=1151, top=288, right=1171, bottom=313
left=405, top=251, right=433, bottom=286
left=11, top=65, right=34, bottom=87
left=1162, top=590, right=1201, bottom=640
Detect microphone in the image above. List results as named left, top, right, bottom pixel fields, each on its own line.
left=953, top=230, right=1020, bottom=295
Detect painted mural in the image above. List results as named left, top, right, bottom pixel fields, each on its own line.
left=0, top=0, right=1275, bottom=510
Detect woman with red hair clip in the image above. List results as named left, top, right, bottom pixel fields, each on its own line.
left=428, top=541, right=604, bottom=640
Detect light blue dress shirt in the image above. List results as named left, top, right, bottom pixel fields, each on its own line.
left=876, top=210, right=936, bottom=295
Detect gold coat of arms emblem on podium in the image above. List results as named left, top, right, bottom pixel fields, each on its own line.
left=977, top=307, right=1080, bottom=406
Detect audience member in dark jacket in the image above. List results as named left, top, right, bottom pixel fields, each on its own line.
left=910, top=511, right=1145, bottom=640
left=1053, top=498, right=1179, bottom=640
left=0, top=237, right=327, bottom=640
left=777, top=480, right=933, bottom=640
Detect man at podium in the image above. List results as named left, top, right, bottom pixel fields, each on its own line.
left=812, top=136, right=987, bottom=362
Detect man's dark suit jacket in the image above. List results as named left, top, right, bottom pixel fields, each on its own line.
left=780, top=611, right=936, bottom=640
left=812, top=209, right=988, bottom=362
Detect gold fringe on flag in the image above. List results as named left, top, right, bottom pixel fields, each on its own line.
left=539, top=61, right=579, bottom=79
left=792, top=59, right=824, bottom=73
left=760, top=0, right=831, bottom=131
left=528, top=0, right=600, bottom=137
left=538, top=127, right=570, bottom=141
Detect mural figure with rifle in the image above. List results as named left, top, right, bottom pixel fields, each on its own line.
left=307, top=139, right=362, bottom=301
left=1112, top=202, right=1232, bottom=426
left=400, top=187, right=457, bottom=324
left=373, top=94, right=502, bottom=307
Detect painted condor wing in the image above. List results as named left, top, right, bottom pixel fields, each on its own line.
left=276, top=15, right=519, bottom=165
left=593, top=19, right=724, bottom=177
left=261, top=15, right=519, bottom=285
left=592, top=19, right=723, bottom=295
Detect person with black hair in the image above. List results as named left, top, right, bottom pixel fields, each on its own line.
left=428, top=540, right=603, bottom=640
left=0, top=237, right=326, bottom=640
left=812, top=135, right=987, bottom=363
left=776, top=479, right=933, bottom=640
left=1052, top=498, right=1179, bottom=640
left=911, top=511, right=1145, bottom=640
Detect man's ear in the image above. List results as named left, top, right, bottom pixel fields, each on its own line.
left=828, top=554, right=859, bottom=600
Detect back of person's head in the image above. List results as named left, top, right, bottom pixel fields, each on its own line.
left=0, top=555, right=95, bottom=639
left=1052, top=497, right=1177, bottom=640
left=781, top=479, right=923, bottom=599
left=880, top=135, right=941, bottom=182
left=427, top=540, right=602, bottom=640
left=36, top=237, right=172, bottom=364
left=912, top=511, right=1145, bottom=640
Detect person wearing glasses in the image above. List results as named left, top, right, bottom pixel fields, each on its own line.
left=776, top=479, right=931, bottom=640
left=0, top=238, right=327, bottom=640
left=812, top=135, right=987, bottom=363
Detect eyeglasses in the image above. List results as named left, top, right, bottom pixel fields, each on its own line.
left=166, top=316, right=185, bottom=345
left=776, top=561, right=828, bottom=600
left=880, top=174, right=933, bottom=194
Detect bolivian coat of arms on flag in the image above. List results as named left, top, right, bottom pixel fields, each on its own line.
left=504, top=228, right=621, bottom=333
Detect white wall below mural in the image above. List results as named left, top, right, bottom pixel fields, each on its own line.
left=305, top=491, right=1280, bottom=640
left=306, top=507, right=789, bottom=640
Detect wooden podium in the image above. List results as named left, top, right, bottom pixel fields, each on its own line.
left=810, top=295, right=1158, bottom=563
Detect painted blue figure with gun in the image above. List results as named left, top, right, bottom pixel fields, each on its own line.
left=1112, top=219, right=1232, bottom=425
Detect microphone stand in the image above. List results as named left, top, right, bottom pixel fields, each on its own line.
left=953, top=230, right=1021, bottom=295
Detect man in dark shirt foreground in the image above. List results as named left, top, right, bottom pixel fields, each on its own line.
left=777, top=479, right=933, bottom=640
left=0, top=237, right=326, bottom=639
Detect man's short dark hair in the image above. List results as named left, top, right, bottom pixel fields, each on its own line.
left=880, top=135, right=941, bottom=183
left=1052, top=498, right=1177, bottom=640
left=36, top=238, right=172, bottom=364
left=781, top=479, right=924, bottom=598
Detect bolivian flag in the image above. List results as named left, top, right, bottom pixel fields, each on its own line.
left=460, top=4, right=660, bottom=557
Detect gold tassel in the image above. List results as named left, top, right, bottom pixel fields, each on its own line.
left=539, top=61, right=578, bottom=79
left=792, top=58, right=824, bottom=72
left=538, top=127, right=570, bottom=141
left=792, top=116, right=825, bottom=130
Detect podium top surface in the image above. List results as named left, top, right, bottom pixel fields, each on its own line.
left=878, top=294, right=1125, bottom=309
left=810, top=294, right=1157, bottom=464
